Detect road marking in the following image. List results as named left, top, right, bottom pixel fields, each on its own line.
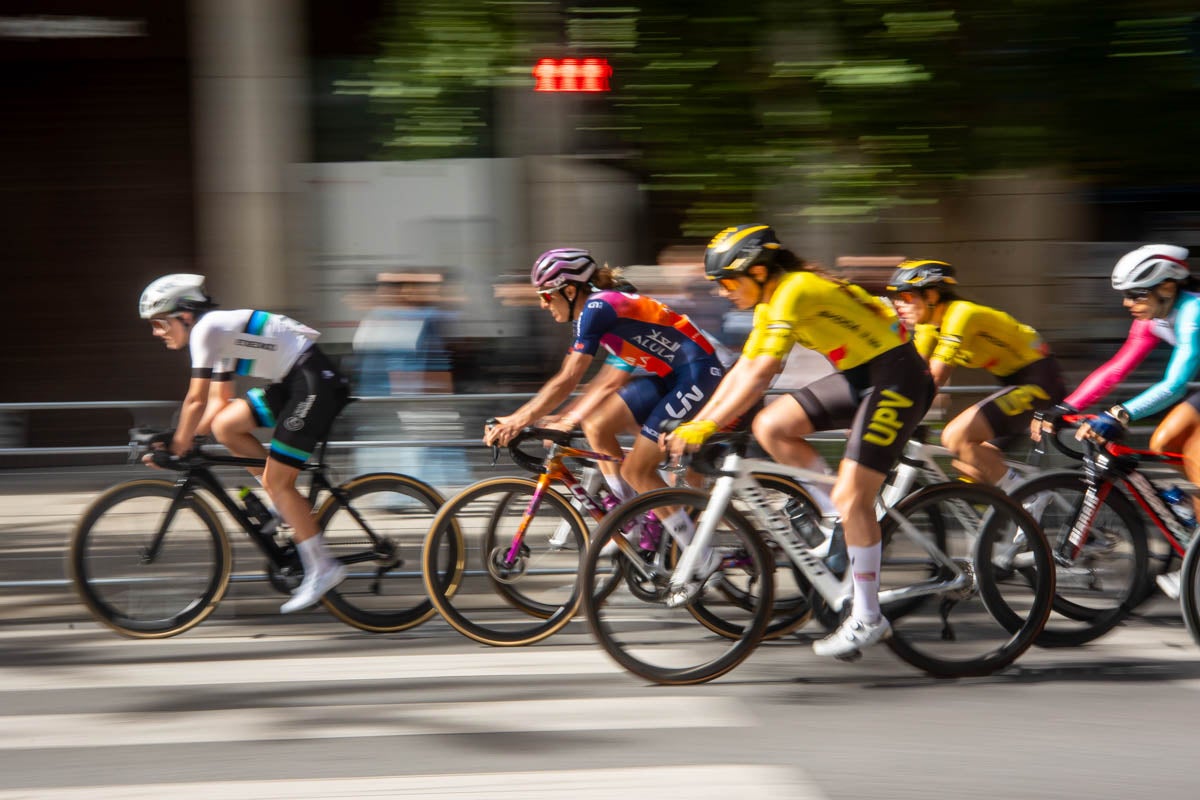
left=0, top=765, right=827, bottom=799
left=0, top=648, right=638, bottom=691
left=0, top=696, right=753, bottom=750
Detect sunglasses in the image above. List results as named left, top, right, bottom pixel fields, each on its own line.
left=1123, top=288, right=1153, bottom=301
left=537, top=289, right=558, bottom=301
left=716, top=277, right=741, bottom=291
left=889, top=291, right=919, bottom=304
left=149, top=316, right=181, bottom=333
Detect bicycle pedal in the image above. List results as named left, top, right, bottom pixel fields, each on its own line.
left=835, top=649, right=863, bottom=663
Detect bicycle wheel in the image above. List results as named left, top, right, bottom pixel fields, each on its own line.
left=882, top=482, right=1054, bottom=678
left=689, top=474, right=813, bottom=640
left=1180, top=535, right=1200, bottom=647
left=69, top=479, right=231, bottom=638
left=317, top=472, right=452, bottom=633
left=1009, top=472, right=1148, bottom=647
left=423, top=477, right=589, bottom=646
left=581, top=487, right=773, bottom=685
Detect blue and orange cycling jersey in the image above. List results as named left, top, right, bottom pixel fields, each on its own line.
left=570, top=290, right=717, bottom=377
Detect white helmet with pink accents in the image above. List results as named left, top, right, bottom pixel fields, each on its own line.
left=1111, top=245, right=1190, bottom=292
left=530, top=248, right=597, bottom=292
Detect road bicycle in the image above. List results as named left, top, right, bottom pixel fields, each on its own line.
left=580, top=430, right=1056, bottom=685
left=70, top=427, right=453, bottom=637
left=421, top=425, right=817, bottom=647
left=1010, top=412, right=1191, bottom=646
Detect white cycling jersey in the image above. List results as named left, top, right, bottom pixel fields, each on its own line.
left=189, top=309, right=320, bottom=381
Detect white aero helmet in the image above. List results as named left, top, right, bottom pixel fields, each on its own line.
left=139, top=273, right=212, bottom=319
left=530, top=248, right=597, bottom=291
left=1111, top=245, right=1190, bottom=292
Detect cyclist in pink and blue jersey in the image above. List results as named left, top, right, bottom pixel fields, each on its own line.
left=1036, top=245, right=1200, bottom=598
left=484, top=249, right=727, bottom=548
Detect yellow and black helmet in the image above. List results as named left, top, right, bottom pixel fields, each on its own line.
left=886, top=260, right=957, bottom=293
left=704, top=224, right=783, bottom=279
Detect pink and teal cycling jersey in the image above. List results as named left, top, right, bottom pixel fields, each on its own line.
left=1066, top=292, right=1200, bottom=420
left=570, top=290, right=718, bottom=375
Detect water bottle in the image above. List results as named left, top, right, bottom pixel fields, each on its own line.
left=1159, top=485, right=1196, bottom=544
left=238, top=487, right=278, bottom=534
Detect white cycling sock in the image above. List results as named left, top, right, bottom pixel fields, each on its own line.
left=297, top=536, right=335, bottom=574
left=661, top=509, right=696, bottom=547
left=848, top=543, right=882, bottom=623
left=604, top=473, right=635, bottom=502
left=797, top=453, right=837, bottom=517
left=997, top=468, right=1022, bottom=493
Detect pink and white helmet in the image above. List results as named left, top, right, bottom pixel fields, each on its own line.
left=530, top=248, right=597, bottom=291
left=1111, top=245, right=1190, bottom=291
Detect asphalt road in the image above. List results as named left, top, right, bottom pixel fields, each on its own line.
left=2, top=471, right=1200, bottom=799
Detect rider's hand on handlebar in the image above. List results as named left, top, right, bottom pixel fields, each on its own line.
left=1030, top=402, right=1076, bottom=443
left=483, top=414, right=524, bottom=448
left=1075, top=408, right=1126, bottom=445
left=663, top=419, right=719, bottom=459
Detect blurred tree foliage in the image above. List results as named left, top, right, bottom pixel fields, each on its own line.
left=340, top=0, right=1200, bottom=241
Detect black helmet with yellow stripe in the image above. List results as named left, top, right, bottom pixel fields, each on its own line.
left=704, top=224, right=783, bottom=279
left=886, top=259, right=957, bottom=293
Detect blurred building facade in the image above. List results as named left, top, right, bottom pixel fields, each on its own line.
left=3, top=1, right=1199, bottom=454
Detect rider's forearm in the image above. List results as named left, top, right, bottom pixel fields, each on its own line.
left=173, top=396, right=207, bottom=452
left=509, top=373, right=578, bottom=427
left=696, top=356, right=778, bottom=428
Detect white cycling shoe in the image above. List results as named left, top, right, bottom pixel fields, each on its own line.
left=1157, top=569, right=1182, bottom=601
left=281, top=562, right=347, bottom=614
left=813, top=616, right=892, bottom=660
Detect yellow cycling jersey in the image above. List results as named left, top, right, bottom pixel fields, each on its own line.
left=742, top=271, right=908, bottom=371
left=927, top=299, right=1049, bottom=376
left=913, top=323, right=940, bottom=359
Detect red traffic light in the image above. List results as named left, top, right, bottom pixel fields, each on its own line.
left=533, top=58, right=612, bottom=93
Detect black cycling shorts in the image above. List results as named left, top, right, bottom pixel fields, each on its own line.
left=792, top=342, right=935, bottom=474
left=246, top=346, right=351, bottom=468
left=976, top=357, right=1066, bottom=447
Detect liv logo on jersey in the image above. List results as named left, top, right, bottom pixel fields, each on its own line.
left=664, top=385, right=706, bottom=418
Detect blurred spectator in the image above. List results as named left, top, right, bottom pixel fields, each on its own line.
left=351, top=272, right=469, bottom=490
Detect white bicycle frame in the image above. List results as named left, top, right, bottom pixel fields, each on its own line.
left=664, top=449, right=974, bottom=613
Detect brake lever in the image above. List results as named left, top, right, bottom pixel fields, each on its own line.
left=485, top=417, right=500, bottom=466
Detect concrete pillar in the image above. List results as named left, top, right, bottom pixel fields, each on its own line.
left=189, top=0, right=308, bottom=314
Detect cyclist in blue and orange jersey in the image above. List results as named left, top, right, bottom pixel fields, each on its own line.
left=138, top=274, right=351, bottom=614
left=665, top=224, right=935, bottom=659
left=887, top=260, right=1066, bottom=489
left=1053, top=245, right=1200, bottom=599
left=484, top=248, right=727, bottom=549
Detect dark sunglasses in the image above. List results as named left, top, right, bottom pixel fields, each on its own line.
left=1123, top=288, right=1153, bottom=301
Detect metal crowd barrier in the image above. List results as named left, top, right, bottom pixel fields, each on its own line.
left=0, top=382, right=1186, bottom=457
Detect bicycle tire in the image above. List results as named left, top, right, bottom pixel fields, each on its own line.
left=69, top=479, right=231, bottom=638
left=422, top=477, right=588, bottom=646
left=1180, top=535, right=1200, bottom=647
left=581, top=487, right=773, bottom=685
left=1008, top=471, right=1149, bottom=647
left=882, top=482, right=1055, bottom=678
left=317, top=472, right=453, bottom=633
left=688, top=474, right=814, bottom=640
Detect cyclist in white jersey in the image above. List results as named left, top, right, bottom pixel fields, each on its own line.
left=139, top=274, right=351, bottom=613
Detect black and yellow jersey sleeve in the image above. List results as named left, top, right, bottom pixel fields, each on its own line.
left=930, top=299, right=1049, bottom=376
left=741, top=271, right=909, bottom=371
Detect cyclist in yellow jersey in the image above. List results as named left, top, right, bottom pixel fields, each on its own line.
left=665, top=224, right=935, bottom=659
left=887, top=260, right=1065, bottom=488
